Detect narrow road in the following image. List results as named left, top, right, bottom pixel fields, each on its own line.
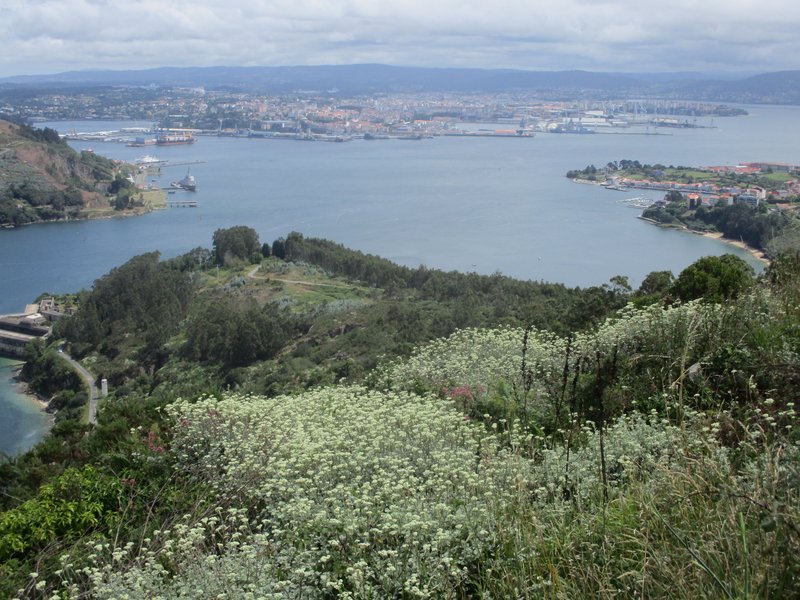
left=58, top=349, right=99, bottom=425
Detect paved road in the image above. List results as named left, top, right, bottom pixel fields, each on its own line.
left=58, top=349, right=98, bottom=425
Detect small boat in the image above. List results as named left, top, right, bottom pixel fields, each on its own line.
left=135, top=155, right=166, bottom=166
left=170, top=170, right=196, bottom=192
left=617, top=196, right=654, bottom=209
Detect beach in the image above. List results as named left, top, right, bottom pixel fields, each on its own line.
left=700, top=231, right=770, bottom=265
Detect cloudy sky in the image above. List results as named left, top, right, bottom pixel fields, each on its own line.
left=1, top=0, right=799, bottom=77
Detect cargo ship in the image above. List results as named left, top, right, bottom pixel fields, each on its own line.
left=156, top=132, right=195, bottom=145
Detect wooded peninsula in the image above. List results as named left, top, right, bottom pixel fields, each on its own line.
left=568, top=159, right=800, bottom=259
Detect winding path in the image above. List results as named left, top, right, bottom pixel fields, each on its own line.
left=58, top=349, right=99, bottom=425
left=247, top=265, right=353, bottom=289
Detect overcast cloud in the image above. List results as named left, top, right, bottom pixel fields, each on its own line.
left=1, top=0, right=799, bottom=77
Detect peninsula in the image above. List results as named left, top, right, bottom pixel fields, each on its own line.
left=0, top=120, right=165, bottom=227
left=568, top=159, right=800, bottom=259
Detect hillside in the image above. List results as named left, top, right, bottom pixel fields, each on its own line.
left=2, top=65, right=798, bottom=103
left=1, top=230, right=798, bottom=598
left=675, top=70, right=800, bottom=105
left=0, top=120, right=160, bottom=226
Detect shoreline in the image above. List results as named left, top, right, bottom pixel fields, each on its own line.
left=637, top=215, right=770, bottom=266
left=699, top=231, right=770, bottom=265
left=1, top=189, right=167, bottom=229
left=0, top=359, right=54, bottom=456
left=10, top=364, right=53, bottom=415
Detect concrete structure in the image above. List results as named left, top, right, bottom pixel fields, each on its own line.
left=0, top=314, right=50, bottom=357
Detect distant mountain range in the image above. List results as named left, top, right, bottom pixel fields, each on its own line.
left=1, top=65, right=799, bottom=104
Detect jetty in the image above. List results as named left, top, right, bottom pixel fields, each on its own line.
left=167, top=199, right=198, bottom=208
left=159, top=160, right=206, bottom=168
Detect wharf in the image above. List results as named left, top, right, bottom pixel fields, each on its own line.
left=157, top=160, right=206, bottom=168
left=441, top=131, right=534, bottom=138
left=166, top=199, right=198, bottom=208
left=595, top=131, right=673, bottom=136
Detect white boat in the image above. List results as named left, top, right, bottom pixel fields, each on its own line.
left=134, top=155, right=166, bottom=166
left=617, top=196, right=655, bottom=209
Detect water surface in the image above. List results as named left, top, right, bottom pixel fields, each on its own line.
left=0, top=358, right=51, bottom=457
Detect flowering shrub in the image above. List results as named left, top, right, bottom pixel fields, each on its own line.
left=38, top=289, right=800, bottom=599
left=376, top=327, right=528, bottom=391
left=378, top=290, right=796, bottom=425
left=80, top=387, right=519, bottom=598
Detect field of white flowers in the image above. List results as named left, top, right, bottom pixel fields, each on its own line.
left=46, top=285, right=799, bottom=599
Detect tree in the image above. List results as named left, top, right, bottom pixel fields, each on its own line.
left=608, top=275, right=632, bottom=295
left=638, top=270, right=674, bottom=296
left=672, top=254, right=755, bottom=303
left=62, top=252, right=194, bottom=363
left=212, top=226, right=261, bottom=266
left=183, top=296, right=296, bottom=368
left=272, top=237, right=286, bottom=260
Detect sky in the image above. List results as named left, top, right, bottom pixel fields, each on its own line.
left=1, top=0, right=799, bottom=77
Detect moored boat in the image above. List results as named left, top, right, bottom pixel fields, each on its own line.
left=134, top=154, right=165, bottom=166
left=170, top=170, right=196, bottom=192
left=156, top=132, right=195, bottom=145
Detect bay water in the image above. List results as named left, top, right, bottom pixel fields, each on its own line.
left=1, top=103, right=798, bottom=453
left=0, top=358, right=51, bottom=457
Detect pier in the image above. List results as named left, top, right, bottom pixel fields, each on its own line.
left=167, top=199, right=198, bottom=208
left=159, top=160, right=206, bottom=168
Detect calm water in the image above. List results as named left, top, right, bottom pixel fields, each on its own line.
left=0, top=358, right=51, bottom=457
left=2, top=104, right=798, bottom=453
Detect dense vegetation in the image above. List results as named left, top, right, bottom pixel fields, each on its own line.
left=643, top=199, right=798, bottom=256
left=212, top=225, right=262, bottom=266
left=1, top=228, right=798, bottom=599
left=19, top=342, right=86, bottom=421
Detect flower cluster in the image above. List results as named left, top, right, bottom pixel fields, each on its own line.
left=83, top=387, right=520, bottom=598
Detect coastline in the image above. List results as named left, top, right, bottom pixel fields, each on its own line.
left=699, top=231, right=770, bottom=265
left=637, top=215, right=770, bottom=266
left=11, top=364, right=53, bottom=414
left=1, top=189, right=167, bottom=229
left=0, top=358, right=53, bottom=456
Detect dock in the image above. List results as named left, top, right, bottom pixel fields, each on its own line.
left=167, top=199, right=198, bottom=208
left=159, top=160, right=206, bottom=168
